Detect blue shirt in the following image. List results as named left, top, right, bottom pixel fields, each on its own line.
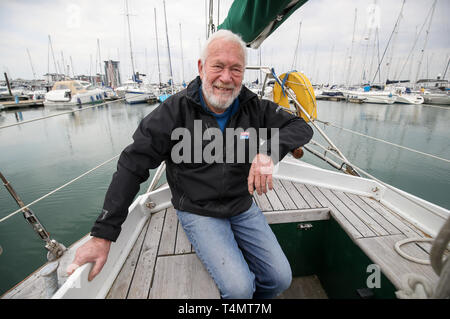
left=199, top=85, right=239, bottom=132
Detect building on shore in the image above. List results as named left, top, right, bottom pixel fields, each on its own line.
left=104, top=60, right=121, bottom=89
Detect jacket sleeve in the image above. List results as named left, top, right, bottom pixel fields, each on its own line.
left=259, top=99, right=313, bottom=164
left=90, top=103, right=178, bottom=241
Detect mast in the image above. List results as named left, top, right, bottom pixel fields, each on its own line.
left=371, top=0, right=405, bottom=84
left=89, top=54, right=93, bottom=84
left=385, top=0, right=405, bottom=81
left=154, top=8, right=162, bottom=86
left=60, top=51, right=66, bottom=78
left=415, top=0, right=437, bottom=82
left=125, top=0, right=136, bottom=80
left=259, top=47, right=262, bottom=86
left=97, top=39, right=103, bottom=85
left=207, top=0, right=215, bottom=39
left=328, top=43, right=334, bottom=85
left=443, top=55, right=450, bottom=79
left=26, top=48, right=37, bottom=80
left=179, top=23, right=185, bottom=85
left=47, top=39, right=50, bottom=84
left=48, top=35, right=58, bottom=77
left=163, top=0, right=174, bottom=92
left=291, top=21, right=302, bottom=70
left=346, top=8, right=357, bottom=87
left=70, top=56, right=75, bottom=78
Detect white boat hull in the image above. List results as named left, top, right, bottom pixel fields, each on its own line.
left=125, top=92, right=153, bottom=104
left=341, top=90, right=397, bottom=104
left=394, top=94, right=424, bottom=104
left=44, top=89, right=105, bottom=106
left=422, top=93, right=450, bottom=105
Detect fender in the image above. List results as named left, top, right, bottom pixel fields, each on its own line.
left=273, top=71, right=317, bottom=123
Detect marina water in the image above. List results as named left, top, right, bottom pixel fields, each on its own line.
left=0, top=99, right=449, bottom=295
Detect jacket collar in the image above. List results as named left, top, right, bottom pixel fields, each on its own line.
left=186, top=76, right=257, bottom=107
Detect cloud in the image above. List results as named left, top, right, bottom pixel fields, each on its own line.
left=1, top=0, right=448, bottom=85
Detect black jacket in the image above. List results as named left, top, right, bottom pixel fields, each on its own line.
left=91, top=76, right=313, bottom=241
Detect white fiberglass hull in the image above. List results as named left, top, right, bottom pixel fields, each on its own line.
left=341, top=90, right=397, bottom=104
left=44, top=89, right=105, bottom=106
left=394, top=94, right=424, bottom=104
left=422, top=93, right=450, bottom=105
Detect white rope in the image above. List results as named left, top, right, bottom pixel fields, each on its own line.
left=394, top=238, right=434, bottom=265
left=0, top=154, right=120, bottom=224
left=0, top=97, right=127, bottom=130
left=315, top=119, right=450, bottom=163
left=395, top=273, right=434, bottom=299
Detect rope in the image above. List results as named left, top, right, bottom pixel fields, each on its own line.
left=315, top=119, right=450, bottom=164
left=394, top=238, right=434, bottom=265
left=395, top=273, right=434, bottom=299
left=0, top=154, right=120, bottom=224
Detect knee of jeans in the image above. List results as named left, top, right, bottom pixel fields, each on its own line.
left=220, top=278, right=255, bottom=299
left=269, top=263, right=293, bottom=293
left=276, top=269, right=292, bottom=292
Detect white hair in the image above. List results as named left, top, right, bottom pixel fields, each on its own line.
left=200, top=29, right=247, bottom=66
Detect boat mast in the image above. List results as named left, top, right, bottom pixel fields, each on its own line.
left=415, top=0, right=437, bottom=82
left=385, top=0, right=405, bottom=82
left=96, top=39, right=104, bottom=85
left=328, top=43, right=334, bottom=85
left=179, top=23, right=185, bottom=85
left=207, top=0, right=215, bottom=39
left=371, top=0, right=405, bottom=84
left=291, top=21, right=302, bottom=71
left=26, top=48, right=37, bottom=80
left=346, top=8, right=357, bottom=87
left=443, top=55, right=450, bottom=79
left=48, top=35, right=58, bottom=78
left=70, top=56, right=75, bottom=78
left=163, top=0, right=174, bottom=92
left=154, top=7, right=162, bottom=87
left=125, top=0, right=136, bottom=80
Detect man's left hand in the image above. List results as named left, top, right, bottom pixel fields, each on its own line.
left=248, top=153, right=274, bottom=195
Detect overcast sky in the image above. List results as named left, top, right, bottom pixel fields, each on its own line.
left=0, top=0, right=449, bottom=85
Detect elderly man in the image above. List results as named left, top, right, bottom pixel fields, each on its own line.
left=68, top=30, right=313, bottom=299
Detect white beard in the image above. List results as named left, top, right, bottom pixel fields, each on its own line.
left=202, top=71, right=242, bottom=111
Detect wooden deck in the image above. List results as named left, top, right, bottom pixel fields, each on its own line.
left=106, top=178, right=440, bottom=299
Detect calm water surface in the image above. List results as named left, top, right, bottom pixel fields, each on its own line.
left=0, top=99, right=449, bottom=295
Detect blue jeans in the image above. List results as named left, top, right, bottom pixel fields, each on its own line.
left=176, top=201, right=292, bottom=299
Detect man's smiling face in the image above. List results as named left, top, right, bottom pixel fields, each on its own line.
left=198, top=39, right=245, bottom=114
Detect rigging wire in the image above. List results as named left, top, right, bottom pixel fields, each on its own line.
left=304, top=138, right=449, bottom=220
left=314, top=118, right=450, bottom=163
left=0, top=154, right=120, bottom=224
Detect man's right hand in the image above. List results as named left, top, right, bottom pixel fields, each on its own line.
left=66, top=236, right=111, bottom=281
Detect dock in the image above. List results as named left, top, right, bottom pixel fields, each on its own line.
left=315, top=95, right=347, bottom=102
left=0, top=99, right=44, bottom=110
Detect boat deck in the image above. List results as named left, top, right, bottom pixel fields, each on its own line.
left=105, top=178, right=439, bottom=299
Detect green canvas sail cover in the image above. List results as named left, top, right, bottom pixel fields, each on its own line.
left=218, top=0, right=308, bottom=49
